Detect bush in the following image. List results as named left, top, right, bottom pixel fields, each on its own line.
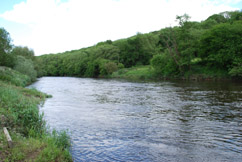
left=199, top=21, right=242, bottom=70
left=103, top=62, right=118, bottom=75
left=151, top=53, right=178, bottom=77
left=118, top=63, right=125, bottom=69
left=11, top=46, right=35, bottom=60
left=14, top=56, right=37, bottom=81
left=0, top=66, right=31, bottom=86
left=85, top=60, right=100, bottom=77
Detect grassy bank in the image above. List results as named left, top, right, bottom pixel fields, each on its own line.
left=111, top=65, right=234, bottom=82
left=0, top=66, right=31, bottom=87
left=111, top=65, right=156, bottom=81
left=0, top=67, right=72, bottom=161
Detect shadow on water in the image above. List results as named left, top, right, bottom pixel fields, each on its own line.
left=29, top=77, right=242, bottom=162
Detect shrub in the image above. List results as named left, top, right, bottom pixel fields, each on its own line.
left=103, top=62, right=118, bottom=75
left=0, top=66, right=31, bottom=86
left=14, top=56, right=37, bottom=81
left=151, top=53, right=178, bottom=77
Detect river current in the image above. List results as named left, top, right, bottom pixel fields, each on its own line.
left=29, top=77, right=242, bottom=162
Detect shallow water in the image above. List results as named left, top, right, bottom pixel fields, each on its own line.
left=29, top=77, right=242, bottom=162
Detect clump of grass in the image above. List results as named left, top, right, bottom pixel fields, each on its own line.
left=0, top=81, right=47, bottom=135
left=36, top=130, right=72, bottom=162
left=0, top=130, right=72, bottom=162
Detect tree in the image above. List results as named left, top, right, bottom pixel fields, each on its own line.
left=205, top=11, right=242, bottom=24
left=91, top=44, right=120, bottom=61
left=116, top=33, right=156, bottom=67
left=157, top=14, right=192, bottom=74
left=0, top=28, right=12, bottom=54
left=199, top=21, right=242, bottom=72
left=0, top=28, right=14, bottom=67
left=85, top=60, right=100, bottom=77
left=103, top=61, right=118, bottom=75
left=206, top=14, right=227, bottom=24
left=159, top=27, right=182, bottom=72
left=14, top=56, right=37, bottom=81
left=176, top=13, right=191, bottom=27
left=12, top=46, right=35, bottom=60
left=151, top=52, right=178, bottom=76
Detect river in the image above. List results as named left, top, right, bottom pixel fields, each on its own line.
left=29, top=77, right=242, bottom=162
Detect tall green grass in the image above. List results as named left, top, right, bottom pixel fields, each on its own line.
left=0, top=67, right=72, bottom=161
left=0, top=81, right=46, bottom=135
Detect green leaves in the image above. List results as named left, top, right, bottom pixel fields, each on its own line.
left=14, top=56, right=37, bottom=81
left=35, top=11, right=242, bottom=79
left=11, top=46, right=35, bottom=60
left=151, top=53, right=178, bottom=76
left=176, top=13, right=191, bottom=27
left=0, top=28, right=14, bottom=68
left=199, top=21, right=242, bottom=71
left=0, top=28, right=12, bottom=54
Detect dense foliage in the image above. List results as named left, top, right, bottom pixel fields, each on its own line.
left=0, top=28, right=14, bottom=68
left=0, top=10, right=241, bottom=161
left=1, top=11, right=241, bottom=80
left=0, top=29, right=38, bottom=81
left=199, top=21, right=242, bottom=77
left=35, top=11, right=242, bottom=79
left=0, top=29, right=72, bottom=161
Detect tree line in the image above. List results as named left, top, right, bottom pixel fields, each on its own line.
left=1, top=11, right=242, bottom=80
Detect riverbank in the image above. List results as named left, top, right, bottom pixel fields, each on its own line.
left=111, top=65, right=238, bottom=82
left=111, top=65, right=155, bottom=81
left=0, top=67, right=72, bottom=161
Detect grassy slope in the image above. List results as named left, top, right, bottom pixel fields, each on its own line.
left=0, top=67, right=72, bottom=162
left=0, top=66, right=31, bottom=87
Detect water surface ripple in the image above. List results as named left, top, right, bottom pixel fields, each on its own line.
left=30, top=77, right=242, bottom=162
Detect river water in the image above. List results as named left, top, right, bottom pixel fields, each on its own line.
left=29, top=77, right=242, bottom=162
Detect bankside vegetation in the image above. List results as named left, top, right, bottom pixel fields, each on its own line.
left=0, top=67, right=72, bottom=161
left=0, top=10, right=241, bottom=160
left=0, top=28, right=72, bottom=161
left=33, top=11, right=242, bottom=80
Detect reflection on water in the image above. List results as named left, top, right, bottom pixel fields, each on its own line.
left=29, top=77, right=242, bottom=162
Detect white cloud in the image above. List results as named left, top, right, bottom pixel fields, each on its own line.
left=0, top=0, right=239, bottom=55
left=212, top=0, right=242, bottom=5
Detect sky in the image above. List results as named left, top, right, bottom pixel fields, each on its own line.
left=0, top=0, right=241, bottom=56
